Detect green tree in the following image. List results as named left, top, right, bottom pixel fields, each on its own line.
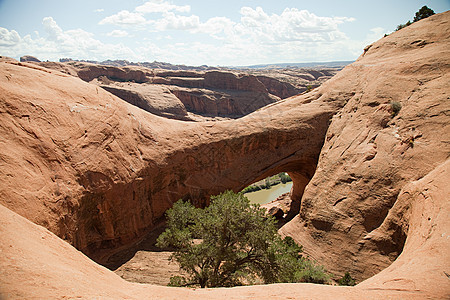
left=413, top=6, right=435, bottom=22
left=396, top=6, right=435, bottom=31
left=279, top=173, right=292, bottom=184
left=337, top=272, right=356, bottom=286
left=396, top=20, right=411, bottom=31
left=157, top=190, right=329, bottom=287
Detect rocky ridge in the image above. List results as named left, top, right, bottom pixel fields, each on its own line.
left=36, top=59, right=339, bottom=120
left=0, top=11, right=449, bottom=299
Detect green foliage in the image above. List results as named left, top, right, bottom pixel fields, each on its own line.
left=157, top=191, right=329, bottom=288
left=414, top=6, right=435, bottom=22
left=337, top=272, right=356, bottom=286
left=242, top=173, right=292, bottom=194
left=396, top=20, right=411, bottom=31
left=279, top=173, right=292, bottom=184
left=396, top=6, right=435, bottom=31
left=168, top=276, right=187, bottom=287
left=390, top=101, right=402, bottom=117
left=241, top=185, right=262, bottom=193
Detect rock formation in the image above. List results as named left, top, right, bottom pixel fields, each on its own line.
left=0, top=58, right=334, bottom=263
left=19, top=55, right=41, bottom=62
left=0, top=11, right=449, bottom=300
left=280, top=11, right=450, bottom=282
left=34, top=60, right=335, bottom=120
left=100, top=83, right=191, bottom=121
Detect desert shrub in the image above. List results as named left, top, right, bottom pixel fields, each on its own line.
left=396, top=21, right=411, bottom=31
left=337, top=272, right=356, bottom=286
left=296, top=259, right=330, bottom=284
left=390, top=101, right=402, bottom=116
left=168, top=276, right=187, bottom=287
left=157, top=191, right=329, bottom=288
left=241, top=185, right=261, bottom=193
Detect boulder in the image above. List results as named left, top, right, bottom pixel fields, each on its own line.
left=268, top=206, right=284, bottom=219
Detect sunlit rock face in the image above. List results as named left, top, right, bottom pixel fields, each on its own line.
left=281, top=11, right=450, bottom=282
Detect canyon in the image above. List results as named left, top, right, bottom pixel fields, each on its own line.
left=34, top=57, right=341, bottom=121
left=1, top=11, right=449, bottom=299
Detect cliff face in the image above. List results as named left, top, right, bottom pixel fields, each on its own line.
left=100, top=84, right=191, bottom=121
left=73, top=62, right=151, bottom=83
left=281, top=12, right=450, bottom=281
left=0, top=11, right=449, bottom=299
left=36, top=62, right=327, bottom=119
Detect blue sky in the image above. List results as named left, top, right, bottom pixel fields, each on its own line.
left=0, top=0, right=448, bottom=66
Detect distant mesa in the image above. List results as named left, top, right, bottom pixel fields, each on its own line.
left=33, top=57, right=340, bottom=121
left=20, top=55, right=41, bottom=63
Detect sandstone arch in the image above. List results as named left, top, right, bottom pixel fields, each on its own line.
left=0, top=58, right=339, bottom=262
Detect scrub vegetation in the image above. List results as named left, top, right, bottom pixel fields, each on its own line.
left=157, top=191, right=329, bottom=288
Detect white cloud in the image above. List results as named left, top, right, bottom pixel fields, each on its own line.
left=42, top=17, right=64, bottom=41
left=0, top=17, right=138, bottom=62
left=0, top=27, right=20, bottom=46
left=234, top=7, right=355, bottom=43
left=152, top=12, right=200, bottom=30
left=99, top=10, right=146, bottom=26
left=107, top=29, right=129, bottom=37
left=136, top=0, right=190, bottom=14
left=0, top=6, right=375, bottom=66
left=94, top=8, right=104, bottom=13
left=197, top=17, right=236, bottom=37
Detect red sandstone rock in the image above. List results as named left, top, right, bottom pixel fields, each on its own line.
left=280, top=12, right=450, bottom=282
left=69, top=61, right=151, bottom=83
left=268, top=206, right=284, bottom=219
left=0, top=58, right=333, bottom=262
left=100, top=83, right=191, bottom=121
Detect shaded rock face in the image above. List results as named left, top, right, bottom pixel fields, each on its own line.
left=0, top=12, right=449, bottom=298
left=256, top=75, right=301, bottom=98
left=171, top=88, right=277, bottom=117
left=203, top=71, right=267, bottom=92
left=171, top=89, right=243, bottom=117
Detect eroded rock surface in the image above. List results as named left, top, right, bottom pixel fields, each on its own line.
left=35, top=60, right=338, bottom=120
left=100, top=83, right=191, bottom=121
left=280, top=12, right=450, bottom=282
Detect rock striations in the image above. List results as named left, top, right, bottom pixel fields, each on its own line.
left=0, top=11, right=449, bottom=299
